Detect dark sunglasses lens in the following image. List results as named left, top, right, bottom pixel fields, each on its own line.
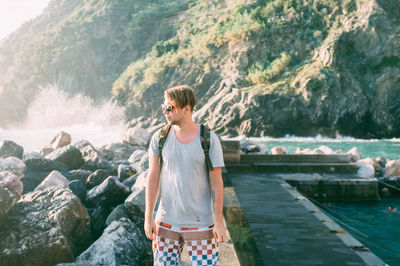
left=162, top=104, right=173, bottom=112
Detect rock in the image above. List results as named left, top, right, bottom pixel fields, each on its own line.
left=0, top=187, right=92, bottom=265
left=86, top=176, right=130, bottom=209
left=358, top=158, right=381, bottom=172
left=125, top=187, right=146, bottom=213
left=0, top=171, right=23, bottom=198
left=73, top=218, right=152, bottom=266
left=105, top=204, right=130, bottom=227
left=22, top=152, right=43, bottom=160
left=35, top=170, right=70, bottom=191
left=40, top=146, right=54, bottom=156
left=69, top=169, right=92, bottom=184
left=357, top=163, right=375, bottom=178
left=0, top=140, right=23, bottom=159
left=257, top=143, right=268, bottom=154
left=295, top=148, right=316, bottom=155
left=24, top=158, right=69, bottom=172
left=138, top=154, right=149, bottom=173
left=128, top=149, right=147, bottom=164
left=46, top=145, right=84, bottom=170
left=271, top=146, right=286, bottom=155
left=69, top=180, right=87, bottom=204
left=88, top=205, right=111, bottom=240
left=384, top=159, right=400, bottom=176
left=75, top=140, right=112, bottom=171
left=238, top=136, right=251, bottom=151
left=243, top=144, right=260, bottom=154
left=124, top=127, right=150, bottom=147
left=315, top=145, right=334, bottom=154
left=118, top=163, right=137, bottom=182
left=86, top=169, right=114, bottom=189
left=122, top=173, right=139, bottom=188
left=50, top=131, right=72, bottom=149
left=0, top=186, right=18, bottom=225
left=100, top=143, right=136, bottom=161
left=0, top=156, right=26, bottom=177
left=347, top=147, right=362, bottom=162
left=22, top=171, right=49, bottom=194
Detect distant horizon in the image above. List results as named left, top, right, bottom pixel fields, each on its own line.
left=0, top=0, right=51, bottom=40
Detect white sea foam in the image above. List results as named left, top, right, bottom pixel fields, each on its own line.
left=0, top=86, right=128, bottom=152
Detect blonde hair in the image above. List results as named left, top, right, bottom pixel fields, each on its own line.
left=164, top=85, right=196, bottom=112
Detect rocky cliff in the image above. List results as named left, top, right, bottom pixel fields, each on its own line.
left=0, top=0, right=399, bottom=138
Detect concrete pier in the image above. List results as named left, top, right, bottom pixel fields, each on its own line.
left=226, top=172, right=386, bottom=265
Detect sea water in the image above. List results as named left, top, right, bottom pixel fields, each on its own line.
left=252, top=137, right=400, bottom=265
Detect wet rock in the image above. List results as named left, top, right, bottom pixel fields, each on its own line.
left=100, top=143, right=135, bottom=161
left=384, top=159, right=400, bottom=176
left=86, top=169, right=113, bottom=189
left=347, top=147, right=362, bottom=162
left=73, top=218, right=152, bottom=266
left=35, top=171, right=69, bottom=191
left=271, top=146, right=286, bottom=155
left=124, top=126, right=150, bottom=147
left=75, top=140, right=112, bottom=171
left=86, top=176, right=130, bottom=209
left=46, top=145, right=84, bottom=170
left=0, top=156, right=26, bottom=177
left=118, top=162, right=137, bottom=182
left=0, top=140, right=23, bottom=159
left=69, top=180, right=87, bottom=204
left=0, top=187, right=18, bottom=225
left=50, top=131, right=72, bottom=149
left=0, top=187, right=92, bottom=265
left=0, top=171, right=23, bottom=198
left=105, top=204, right=130, bottom=227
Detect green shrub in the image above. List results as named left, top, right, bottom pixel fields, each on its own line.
left=343, top=0, right=357, bottom=13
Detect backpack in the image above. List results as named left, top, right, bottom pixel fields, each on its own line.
left=158, top=124, right=214, bottom=171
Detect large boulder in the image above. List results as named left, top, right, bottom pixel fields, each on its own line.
left=0, top=187, right=92, bottom=265
left=0, top=140, right=23, bottom=159
left=24, top=158, right=69, bottom=172
left=35, top=170, right=70, bottom=191
left=69, top=169, right=92, bottom=184
left=50, top=131, right=72, bottom=149
left=72, top=218, right=152, bottom=266
left=271, top=146, right=287, bottom=155
left=0, top=186, right=18, bottom=225
left=357, top=163, right=375, bottom=178
left=0, top=171, right=23, bottom=198
left=315, top=145, right=334, bottom=154
left=69, top=180, right=87, bottom=204
left=125, top=170, right=148, bottom=213
left=86, top=176, right=130, bottom=209
left=75, top=140, right=112, bottom=171
left=128, top=149, right=147, bottom=164
left=86, top=169, right=114, bottom=189
left=384, top=159, right=400, bottom=176
left=0, top=156, right=26, bottom=177
left=124, top=127, right=150, bottom=147
left=117, top=162, right=137, bottom=182
left=100, top=143, right=136, bottom=161
left=46, top=145, right=84, bottom=170
left=347, top=147, right=362, bottom=162
left=105, top=204, right=130, bottom=227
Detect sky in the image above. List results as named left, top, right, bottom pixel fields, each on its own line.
left=0, top=0, right=51, bottom=40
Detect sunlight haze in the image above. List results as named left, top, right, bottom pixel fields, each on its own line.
left=0, top=0, right=51, bottom=40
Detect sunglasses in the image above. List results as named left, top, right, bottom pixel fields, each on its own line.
left=161, top=104, right=175, bottom=112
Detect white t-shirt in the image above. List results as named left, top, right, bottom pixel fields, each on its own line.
left=149, top=125, right=225, bottom=227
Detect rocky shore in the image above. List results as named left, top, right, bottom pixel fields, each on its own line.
left=1, top=127, right=400, bottom=265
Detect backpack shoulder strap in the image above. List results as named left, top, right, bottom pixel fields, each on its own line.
left=200, top=124, right=214, bottom=171
left=158, top=124, right=172, bottom=166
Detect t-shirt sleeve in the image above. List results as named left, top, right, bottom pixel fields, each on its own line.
left=209, top=131, right=225, bottom=168
left=148, top=129, right=161, bottom=157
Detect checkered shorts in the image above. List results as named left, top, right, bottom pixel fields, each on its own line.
left=153, top=222, right=219, bottom=266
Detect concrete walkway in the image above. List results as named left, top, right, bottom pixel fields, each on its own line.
left=229, top=172, right=386, bottom=266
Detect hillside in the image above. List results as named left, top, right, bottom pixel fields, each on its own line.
left=0, top=0, right=399, bottom=138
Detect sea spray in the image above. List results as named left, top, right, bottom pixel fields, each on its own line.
left=0, top=86, right=128, bottom=152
